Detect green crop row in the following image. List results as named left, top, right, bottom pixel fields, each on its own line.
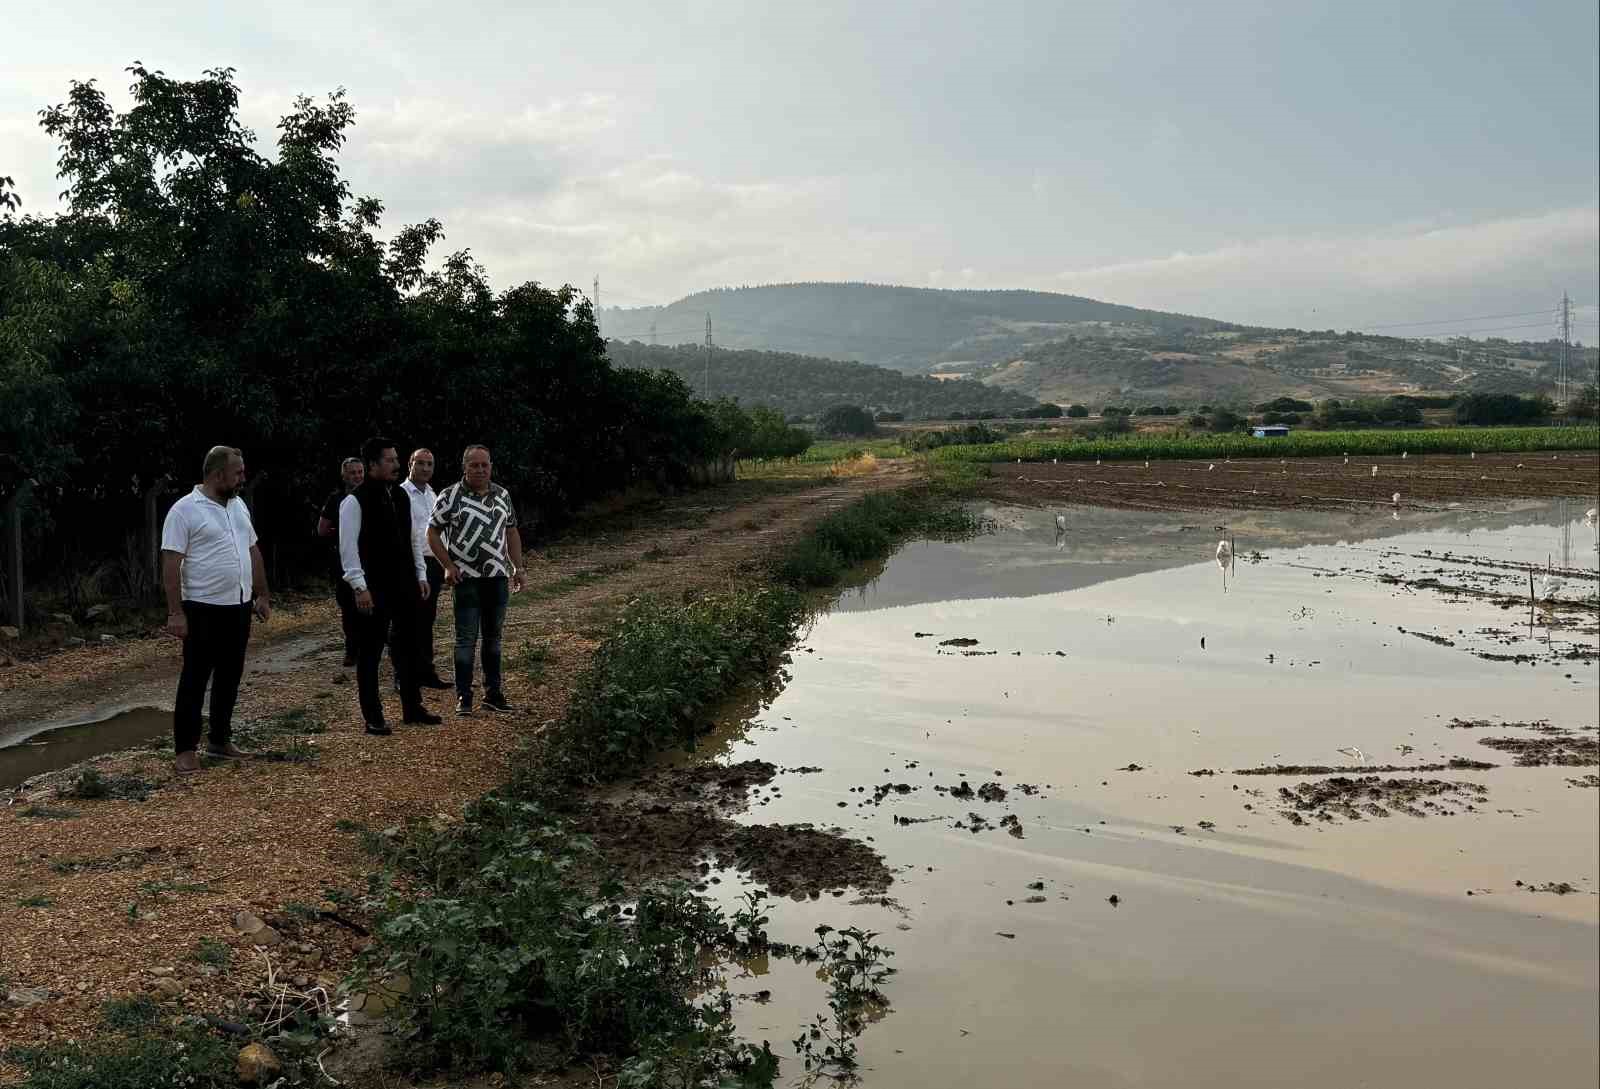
left=929, top=426, right=1600, bottom=464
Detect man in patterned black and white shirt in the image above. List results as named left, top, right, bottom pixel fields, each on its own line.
left=427, top=444, right=524, bottom=715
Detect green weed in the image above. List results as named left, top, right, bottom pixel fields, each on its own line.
left=191, top=936, right=230, bottom=966
left=514, top=638, right=555, bottom=685
left=17, top=894, right=54, bottom=908
left=63, top=768, right=155, bottom=802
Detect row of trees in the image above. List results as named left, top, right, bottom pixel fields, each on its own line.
left=0, top=67, right=773, bottom=606
left=604, top=340, right=1038, bottom=420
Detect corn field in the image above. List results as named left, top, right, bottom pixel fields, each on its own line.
left=930, top=426, right=1600, bottom=464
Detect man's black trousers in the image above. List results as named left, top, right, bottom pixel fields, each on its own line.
left=173, top=600, right=253, bottom=753
left=410, top=556, right=446, bottom=680
left=354, top=585, right=423, bottom=725
left=334, top=578, right=358, bottom=659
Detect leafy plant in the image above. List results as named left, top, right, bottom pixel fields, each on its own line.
left=791, top=926, right=896, bottom=1080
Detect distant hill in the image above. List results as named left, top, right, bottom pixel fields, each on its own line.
left=974, top=327, right=1599, bottom=407
left=600, top=282, right=1225, bottom=371
left=604, top=340, right=1038, bottom=420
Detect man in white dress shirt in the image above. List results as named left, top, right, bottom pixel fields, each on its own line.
left=160, top=446, right=271, bottom=774
left=340, top=436, right=439, bottom=734
left=399, top=448, right=449, bottom=689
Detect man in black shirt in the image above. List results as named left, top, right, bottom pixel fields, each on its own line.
left=316, top=456, right=364, bottom=666
left=338, top=437, right=440, bottom=734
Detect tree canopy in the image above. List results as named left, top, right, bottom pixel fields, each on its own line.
left=0, top=66, right=756, bottom=597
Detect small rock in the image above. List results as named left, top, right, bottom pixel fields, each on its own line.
left=236, top=1042, right=282, bottom=1086
left=292, top=974, right=311, bottom=988
left=75, top=981, right=88, bottom=992
left=64, top=636, right=86, bottom=647
left=49, top=612, right=73, bottom=625
left=149, top=967, right=175, bottom=977
left=151, top=976, right=185, bottom=999
left=85, top=604, right=112, bottom=619
left=99, top=634, right=116, bottom=643
left=0, top=625, right=19, bottom=640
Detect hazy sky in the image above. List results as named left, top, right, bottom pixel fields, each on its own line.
left=4, top=1, right=1597, bottom=337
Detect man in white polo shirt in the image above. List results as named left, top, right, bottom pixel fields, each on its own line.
left=160, top=446, right=271, bottom=774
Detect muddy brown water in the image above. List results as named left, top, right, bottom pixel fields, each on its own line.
left=683, top=500, right=1599, bottom=1087
left=0, top=706, right=169, bottom=792
left=0, top=631, right=340, bottom=792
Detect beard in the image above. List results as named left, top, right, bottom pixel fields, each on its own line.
left=216, top=483, right=240, bottom=501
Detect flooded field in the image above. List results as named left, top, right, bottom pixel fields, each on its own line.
left=685, top=500, right=1599, bottom=1087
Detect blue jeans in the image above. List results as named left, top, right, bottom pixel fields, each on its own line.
left=453, top=576, right=509, bottom=699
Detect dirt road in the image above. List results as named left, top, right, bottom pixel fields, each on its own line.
left=0, top=463, right=915, bottom=1069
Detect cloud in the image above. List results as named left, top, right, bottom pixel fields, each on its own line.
left=1051, top=208, right=1600, bottom=330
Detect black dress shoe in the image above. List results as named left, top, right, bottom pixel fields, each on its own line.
left=364, top=722, right=393, bottom=736
left=419, top=675, right=452, bottom=690
left=481, top=691, right=514, bottom=713
left=403, top=710, right=443, bottom=726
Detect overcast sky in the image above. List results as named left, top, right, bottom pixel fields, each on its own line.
left=4, top=1, right=1596, bottom=337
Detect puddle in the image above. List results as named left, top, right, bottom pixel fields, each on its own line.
left=0, top=631, right=343, bottom=792
left=690, top=500, right=1600, bottom=1087
left=0, top=706, right=168, bottom=791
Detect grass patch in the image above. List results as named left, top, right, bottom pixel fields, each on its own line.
left=17, top=894, right=54, bottom=908
left=932, top=424, right=1600, bottom=464
left=191, top=936, right=230, bottom=966
left=100, top=995, right=160, bottom=1031
left=5, top=1029, right=237, bottom=1089
left=513, top=638, right=555, bottom=685
left=527, top=561, right=638, bottom=602
left=49, top=850, right=153, bottom=875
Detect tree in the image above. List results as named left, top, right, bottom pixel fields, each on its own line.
left=816, top=404, right=877, bottom=438
left=1567, top=383, right=1598, bottom=420
left=1065, top=404, right=1089, bottom=418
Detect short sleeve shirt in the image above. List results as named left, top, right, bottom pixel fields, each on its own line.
left=429, top=481, right=517, bottom=578
left=160, top=487, right=257, bottom=605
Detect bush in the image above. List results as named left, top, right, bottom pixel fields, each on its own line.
left=816, top=404, right=878, bottom=438
left=1065, top=404, right=1089, bottom=418
left=1017, top=403, right=1063, bottom=418
left=1255, top=396, right=1313, bottom=413
left=1454, top=392, right=1555, bottom=425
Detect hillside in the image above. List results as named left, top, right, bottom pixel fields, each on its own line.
left=600, top=282, right=1225, bottom=371
left=602, top=282, right=1596, bottom=409
left=604, top=340, right=1038, bottom=419
left=971, top=327, right=1599, bottom=407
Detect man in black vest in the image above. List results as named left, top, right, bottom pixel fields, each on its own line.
left=338, top=436, right=442, bottom=734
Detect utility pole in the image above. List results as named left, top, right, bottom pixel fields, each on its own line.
left=593, top=276, right=601, bottom=339
left=1558, top=291, right=1571, bottom=410
left=703, top=313, right=713, bottom=399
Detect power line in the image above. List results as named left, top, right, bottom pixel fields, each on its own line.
left=1363, top=308, right=1556, bottom=330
